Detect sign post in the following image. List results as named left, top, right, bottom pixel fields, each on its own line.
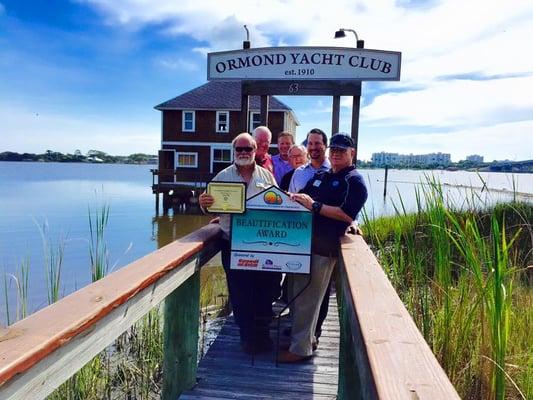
left=230, top=186, right=313, bottom=365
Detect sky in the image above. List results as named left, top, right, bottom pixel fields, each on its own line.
left=1, top=0, right=532, bottom=162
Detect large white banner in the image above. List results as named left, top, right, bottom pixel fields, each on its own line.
left=208, top=46, right=401, bottom=81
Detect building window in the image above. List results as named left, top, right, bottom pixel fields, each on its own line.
left=212, top=148, right=232, bottom=174
left=216, top=111, right=230, bottom=133
left=176, top=152, right=197, bottom=168
left=182, top=111, right=195, bottom=132
left=249, top=112, right=261, bottom=132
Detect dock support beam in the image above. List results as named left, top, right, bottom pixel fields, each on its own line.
left=162, top=270, right=201, bottom=399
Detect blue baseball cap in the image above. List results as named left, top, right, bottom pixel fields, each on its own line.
left=329, top=133, right=355, bottom=149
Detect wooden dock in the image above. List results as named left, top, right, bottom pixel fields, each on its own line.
left=0, top=226, right=460, bottom=400
left=182, top=298, right=340, bottom=399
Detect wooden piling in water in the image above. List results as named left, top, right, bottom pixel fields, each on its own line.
left=383, top=165, right=389, bottom=198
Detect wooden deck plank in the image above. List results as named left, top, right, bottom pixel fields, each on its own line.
left=181, top=297, right=339, bottom=399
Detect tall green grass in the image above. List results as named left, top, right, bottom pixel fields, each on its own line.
left=35, top=219, right=65, bottom=304
left=88, top=203, right=110, bottom=282
left=363, top=181, right=532, bottom=399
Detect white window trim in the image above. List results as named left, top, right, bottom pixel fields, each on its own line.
left=176, top=152, right=198, bottom=168
left=249, top=111, right=260, bottom=132
left=216, top=111, right=230, bottom=133
left=182, top=110, right=195, bottom=132
left=210, top=144, right=233, bottom=174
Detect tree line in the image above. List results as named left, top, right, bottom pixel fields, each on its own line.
left=0, top=150, right=157, bottom=164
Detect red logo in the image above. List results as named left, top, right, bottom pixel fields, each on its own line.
left=237, top=259, right=259, bottom=267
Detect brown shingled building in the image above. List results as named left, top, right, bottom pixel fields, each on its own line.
left=152, top=81, right=299, bottom=209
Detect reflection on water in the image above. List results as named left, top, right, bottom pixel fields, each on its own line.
left=153, top=213, right=212, bottom=249
left=361, top=169, right=532, bottom=218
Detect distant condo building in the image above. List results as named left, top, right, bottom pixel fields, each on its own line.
left=465, top=154, right=484, bottom=163
left=371, top=152, right=451, bottom=167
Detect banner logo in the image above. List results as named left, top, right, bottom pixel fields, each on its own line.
left=263, top=190, right=283, bottom=205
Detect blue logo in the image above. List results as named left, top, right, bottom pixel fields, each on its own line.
left=332, top=180, right=340, bottom=187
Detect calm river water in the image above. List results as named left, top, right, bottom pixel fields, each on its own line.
left=1, top=162, right=531, bottom=324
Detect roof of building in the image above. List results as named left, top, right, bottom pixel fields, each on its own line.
left=154, top=81, right=293, bottom=112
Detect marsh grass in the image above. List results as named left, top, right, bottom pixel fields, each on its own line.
left=363, top=181, right=532, bottom=399
left=2, top=267, right=11, bottom=326
left=11, top=258, right=30, bottom=321
left=35, top=219, right=65, bottom=305
left=88, top=203, right=110, bottom=282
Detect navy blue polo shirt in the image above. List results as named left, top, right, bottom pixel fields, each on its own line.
left=301, top=165, right=368, bottom=256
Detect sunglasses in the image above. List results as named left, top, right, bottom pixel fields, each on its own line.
left=234, top=146, right=254, bottom=153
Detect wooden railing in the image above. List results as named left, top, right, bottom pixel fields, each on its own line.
left=0, top=225, right=459, bottom=400
left=151, top=169, right=214, bottom=189
left=336, top=234, right=460, bottom=399
left=0, top=224, right=222, bottom=400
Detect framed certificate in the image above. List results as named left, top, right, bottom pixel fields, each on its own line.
left=206, top=182, right=246, bottom=213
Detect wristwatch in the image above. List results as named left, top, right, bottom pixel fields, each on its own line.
left=311, top=201, right=323, bottom=214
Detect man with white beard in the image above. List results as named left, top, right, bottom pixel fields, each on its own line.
left=199, top=132, right=278, bottom=355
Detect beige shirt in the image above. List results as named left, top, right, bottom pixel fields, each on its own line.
left=211, top=163, right=277, bottom=238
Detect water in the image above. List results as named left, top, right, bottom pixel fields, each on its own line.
left=0, top=162, right=211, bottom=322
left=0, top=162, right=531, bottom=324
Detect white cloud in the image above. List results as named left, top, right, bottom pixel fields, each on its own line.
left=362, top=76, right=533, bottom=127
left=0, top=104, right=158, bottom=155
left=155, top=57, right=199, bottom=71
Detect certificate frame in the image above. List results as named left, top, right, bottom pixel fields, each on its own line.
left=206, top=181, right=246, bottom=214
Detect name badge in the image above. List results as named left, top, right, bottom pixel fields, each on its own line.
left=313, top=180, right=322, bottom=187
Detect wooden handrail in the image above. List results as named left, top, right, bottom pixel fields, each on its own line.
left=337, top=234, right=459, bottom=399
left=0, top=224, right=222, bottom=400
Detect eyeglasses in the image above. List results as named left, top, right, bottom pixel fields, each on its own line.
left=234, top=146, right=254, bottom=153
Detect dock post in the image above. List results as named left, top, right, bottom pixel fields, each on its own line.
left=155, top=192, right=160, bottom=215
left=163, top=193, right=170, bottom=215
left=162, top=270, right=201, bottom=399
left=383, top=165, right=389, bottom=198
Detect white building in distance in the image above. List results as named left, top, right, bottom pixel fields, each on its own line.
left=465, top=154, right=484, bottom=163
left=372, top=152, right=451, bottom=167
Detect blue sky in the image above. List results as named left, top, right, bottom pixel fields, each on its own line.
left=1, top=0, right=532, bottom=162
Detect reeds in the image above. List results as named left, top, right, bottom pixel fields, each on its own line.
left=88, top=203, right=110, bottom=282
left=363, top=179, right=531, bottom=399
left=35, top=219, right=65, bottom=304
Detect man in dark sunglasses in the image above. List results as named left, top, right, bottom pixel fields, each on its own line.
left=199, top=132, right=279, bottom=355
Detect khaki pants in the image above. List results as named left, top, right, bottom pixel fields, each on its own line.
left=288, top=254, right=336, bottom=356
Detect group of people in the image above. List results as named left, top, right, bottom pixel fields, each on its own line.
left=198, top=126, right=368, bottom=363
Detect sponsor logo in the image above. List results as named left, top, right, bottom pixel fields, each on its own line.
left=263, top=190, right=283, bottom=205
left=237, top=259, right=259, bottom=267
left=286, top=261, right=302, bottom=271
left=262, top=259, right=282, bottom=270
